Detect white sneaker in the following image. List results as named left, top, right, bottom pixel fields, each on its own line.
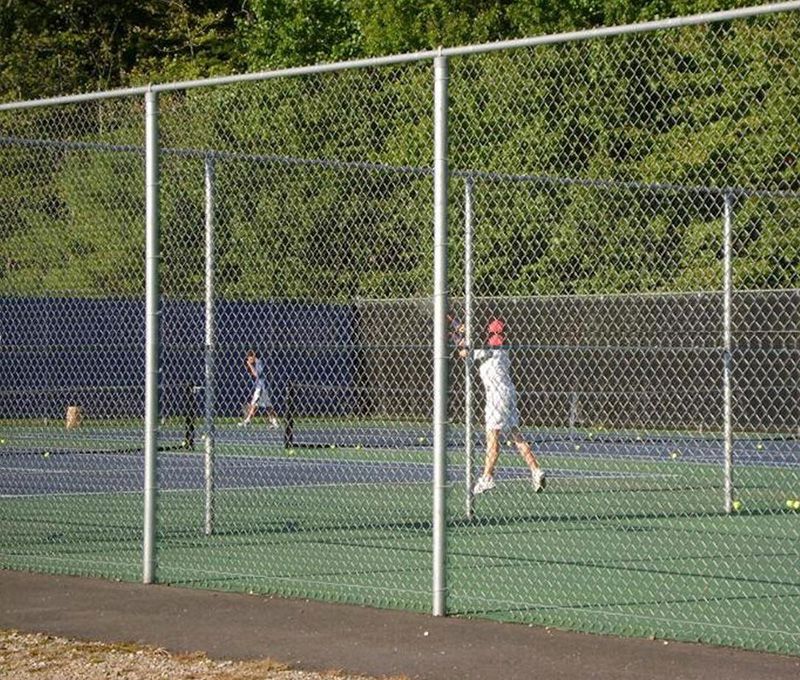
left=473, top=475, right=496, bottom=495
left=269, top=419, right=279, bottom=429
left=238, top=420, right=250, bottom=428
left=531, top=468, right=546, bottom=493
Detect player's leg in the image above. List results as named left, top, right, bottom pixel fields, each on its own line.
left=239, top=403, right=256, bottom=426
left=511, top=428, right=539, bottom=468
left=473, top=428, right=501, bottom=494
left=239, top=387, right=261, bottom=426
left=260, top=385, right=279, bottom=428
left=483, top=428, right=501, bottom=477
left=511, top=428, right=545, bottom=492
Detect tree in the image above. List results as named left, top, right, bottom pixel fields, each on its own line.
left=0, top=0, right=245, bottom=103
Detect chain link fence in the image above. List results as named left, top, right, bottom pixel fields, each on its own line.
left=1, top=3, right=799, bottom=655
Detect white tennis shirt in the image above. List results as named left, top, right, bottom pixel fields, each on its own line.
left=473, top=348, right=519, bottom=430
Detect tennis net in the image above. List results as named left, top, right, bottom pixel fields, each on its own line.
left=280, top=381, right=798, bottom=462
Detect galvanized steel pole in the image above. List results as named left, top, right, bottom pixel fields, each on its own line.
left=143, top=88, right=161, bottom=583
left=464, top=177, right=475, bottom=521
left=204, top=155, right=217, bottom=536
left=432, top=53, right=450, bottom=617
left=722, top=193, right=735, bottom=513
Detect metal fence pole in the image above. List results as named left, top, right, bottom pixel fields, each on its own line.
left=464, top=176, right=475, bottom=520
left=723, top=192, right=735, bottom=514
left=204, top=154, right=217, bottom=536
left=143, top=87, right=161, bottom=583
left=432, top=52, right=450, bottom=617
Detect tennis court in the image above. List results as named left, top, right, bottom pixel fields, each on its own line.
left=2, top=1, right=800, bottom=663
left=2, top=418, right=798, bottom=653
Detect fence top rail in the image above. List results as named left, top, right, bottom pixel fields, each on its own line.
left=0, top=1, right=798, bottom=111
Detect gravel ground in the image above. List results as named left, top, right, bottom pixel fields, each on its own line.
left=0, top=630, right=397, bottom=680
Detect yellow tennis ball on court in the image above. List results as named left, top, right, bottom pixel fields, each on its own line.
left=732, top=500, right=742, bottom=511
left=786, top=499, right=796, bottom=510
left=670, top=451, right=680, bottom=460
left=756, top=443, right=764, bottom=451
left=43, top=451, right=50, bottom=458
left=792, top=500, right=800, bottom=511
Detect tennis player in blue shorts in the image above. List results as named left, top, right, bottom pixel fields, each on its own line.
left=459, top=318, right=546, bottom=494
left=239, top=349, right=280, bottom=429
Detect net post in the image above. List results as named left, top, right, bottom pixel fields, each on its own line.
left=204, top=153, right=216, bottom=536
left=184, top=383, right=195, bottom=449
left=284, top=382, right=295, bottom=449
left=463, top=175, right=475, bottom=520
left=722, top=192, right=735, bottom=514
left=143, top=87, right=161, bottom=584
left=432, top=52, right=450, bottom=618
left=569, top=391, right=578, bottom=438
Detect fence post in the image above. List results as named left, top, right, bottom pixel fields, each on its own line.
left=143, top=87, right=161, bottom=584
left=722, top=192, right=735, bottom=514
left=463, top=176, right=475, bottom=520
left=204, top=154, right=217, bottom=536
left=432, top=52, right=450, bottom=617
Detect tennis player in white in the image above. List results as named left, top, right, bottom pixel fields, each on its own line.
left=459, top=318, right=545, bottom=494
left=239, top=349, right=280, bottom=428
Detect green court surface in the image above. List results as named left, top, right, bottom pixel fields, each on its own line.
left=1, top=442, right=799, bottom=656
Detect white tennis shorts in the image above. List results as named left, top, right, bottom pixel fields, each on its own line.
left=251, top=381, right=273, bottom=408
left=484, top=384, right=519, bottom=431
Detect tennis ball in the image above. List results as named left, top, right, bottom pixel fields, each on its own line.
left=756, top=443, right=764, bottom=451
left=43, top=451, right=50, bottom=458
left=732, top=500, right=743, bottom=511
left=792, top=500, right=800, bottom=511
left=418, top=436, right=426, bottom=444
left=786, top=499, right=795, bottom=510
left=574, top=445, right=580, bottom=451
left=670, top=451, right=680, bottom=460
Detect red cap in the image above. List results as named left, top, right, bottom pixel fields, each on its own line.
left=487, top=318, right=505, bottom=347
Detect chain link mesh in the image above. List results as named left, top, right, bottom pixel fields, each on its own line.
left=1, top=8, right=798, bottom=654
left=153, top=66, right=435, bottom=607
left=0, top=100, right=149, bottom=580
left=446, top=14, right=799, bottom=652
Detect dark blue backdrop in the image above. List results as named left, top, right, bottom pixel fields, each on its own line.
left=0, top=297, right=357, bottom=420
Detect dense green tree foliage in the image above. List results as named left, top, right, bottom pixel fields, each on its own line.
left=0, top=2, right=797, bottom=300
left=0, top=0, right=244, bottom=101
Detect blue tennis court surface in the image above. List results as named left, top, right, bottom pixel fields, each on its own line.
left=0, top=450, right=678, bottom=496
left=1, top=431, right=796, bottom=496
